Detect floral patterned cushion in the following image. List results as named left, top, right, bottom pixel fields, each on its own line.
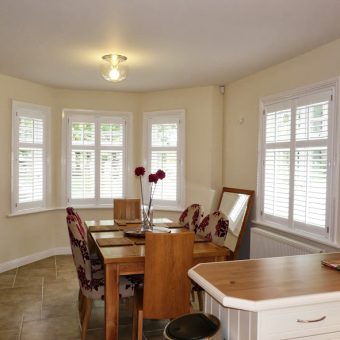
left=179, top=204, right=204, bottom=231
left=196, top=211, right=229, bottom=247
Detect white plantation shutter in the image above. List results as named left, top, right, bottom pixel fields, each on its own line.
left=99, top=120, right=125, bottom=200
left=12, top=102, right=49, bottom=213
left=260, top=87, right=334, bottom=238
left=66, top=113, right=128, bottom=206
left=144, top=111, right=185, bottom=209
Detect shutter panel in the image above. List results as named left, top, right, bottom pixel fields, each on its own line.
left=99, top=122, right=125, bottom=199
left=264, top=149, right=290, bottom=219
left=150, top=122, right=179, bottom=202
left=17, top=116, right=44, bottom=204
left=71, top=150, right=95, bottom=199
left=294, top=147, right=327, bottom=228
left=100, top=151, right=123, bottom=198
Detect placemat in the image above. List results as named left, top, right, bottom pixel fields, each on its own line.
left=97, top=237, right=134, bottom=247
left=194, top=235, right=210, bottom=243
left=89, top=225, right=120, bottom=232
left=166, top=222, right=185, bottom=228
left=115, top=219, right=141, bottom=226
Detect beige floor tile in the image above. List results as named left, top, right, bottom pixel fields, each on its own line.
left=43, top=280, right=78, bottom=305
left=0, top=271, right=16, bottom=289
left=20, top=315, right=80, bottom=340
left=15, top=267, right=57, bottom=287
left=42, top=301, right=79, bottom=319
left=0, top=329, right=20, bottom=340
left=0, top=303, right=24, bottom=331
left=0, top=285, right=42, bottom=305
left=56, top=255, right=76, bottom=272
left=19, top=256, right=56, bottom=270
left=56, top=270, right=78, bottom=282
left=86, top=328, right=104, bottom=340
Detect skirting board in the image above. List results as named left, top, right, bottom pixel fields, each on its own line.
left=0, top=247, right=72, bottom=273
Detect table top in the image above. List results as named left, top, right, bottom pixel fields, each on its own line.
left=189, top=252, right=340, bottom=311
left=85, top=218, right=173, bottom=228
left=86, top=220, right=230, bottom=265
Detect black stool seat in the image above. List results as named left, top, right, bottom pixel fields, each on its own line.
left=164, top=313, right=220, bottom=340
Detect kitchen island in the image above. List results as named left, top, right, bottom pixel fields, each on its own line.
left=188, top=252, right=340, bottom=339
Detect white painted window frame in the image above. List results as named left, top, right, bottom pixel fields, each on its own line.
left=256, top=78, right=340, bottom=244
left=62, top=109, right=132, bottom=208
left=143, top=109, right=186, bottom=211
left=11, top=100, right=51, bottom=214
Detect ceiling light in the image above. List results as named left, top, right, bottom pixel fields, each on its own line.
left=101, top=54, right=128, bottom=82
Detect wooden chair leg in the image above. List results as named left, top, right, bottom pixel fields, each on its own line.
left=78, top=289, right=84, bottom=313
left=197, top=290, right=204, bottom=311
left=81, top=297, right=93, bottom=340
left=137, top=309, right=143, bottom=340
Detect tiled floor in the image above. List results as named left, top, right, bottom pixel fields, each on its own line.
left=0, top=255, right=174, bottom=340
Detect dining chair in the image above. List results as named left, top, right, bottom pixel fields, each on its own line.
left=66, top=210, right=137, bottom=340
left=178, top=204, right=204, bottom=231
left=132, top=231, right=195, bottom=340
left=113, top=198, right=141, bottom=220
left=193, top=211, right=229, bottom=310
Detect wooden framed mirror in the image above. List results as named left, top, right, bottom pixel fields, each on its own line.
left=217, top=187, right=255, bottom=260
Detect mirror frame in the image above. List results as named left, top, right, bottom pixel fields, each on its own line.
left=217, top=187, right=255, bottom=260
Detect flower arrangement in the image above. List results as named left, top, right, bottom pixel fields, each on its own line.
left=134, top=166, right=166, bottom=229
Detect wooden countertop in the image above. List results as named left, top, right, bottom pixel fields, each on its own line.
left=188, top=252, right=340, bottom=311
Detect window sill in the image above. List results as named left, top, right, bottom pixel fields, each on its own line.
left=252, top=219, right=340, bottom=250
left=8, top=205, right=184, bottom=217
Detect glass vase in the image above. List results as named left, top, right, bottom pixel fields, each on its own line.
left=141, top=204, right=153, bottom=232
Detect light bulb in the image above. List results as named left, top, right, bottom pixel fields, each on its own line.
left=109, top=67, right=120, bottom=81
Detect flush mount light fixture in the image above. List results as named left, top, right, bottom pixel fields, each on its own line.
left=100, top=54, right=128, bottom=82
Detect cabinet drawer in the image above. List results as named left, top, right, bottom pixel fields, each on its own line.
left=258, top=301, right=340, bottom=339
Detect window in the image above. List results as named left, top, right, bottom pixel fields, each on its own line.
left=144, top=110, right=185, bottom=210
left=65, top=111, right=130, bottom=206
left=258, top=80, right=339, bottom=241
left=12, top=101, right=50, bottom=213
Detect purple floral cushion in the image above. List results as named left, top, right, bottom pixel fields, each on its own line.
left=196, top=211, right=229, bottom=246
left=179, top=204, right=204, bottom=231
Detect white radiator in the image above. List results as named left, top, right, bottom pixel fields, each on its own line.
left=250, top=227, right=324, bottom=259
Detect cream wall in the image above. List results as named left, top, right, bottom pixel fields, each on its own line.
left=223, top=38, right=340, bottom=253
left=0, top=74, right=57, bottom=264
left=0, top=76, right=223, bottom=266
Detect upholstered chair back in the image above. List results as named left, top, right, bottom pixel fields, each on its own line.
left=196, top=211, right=229, bottom=247
left=66, top=213, right=103, bottom=299
left=179, top=204, right=204, bottom=231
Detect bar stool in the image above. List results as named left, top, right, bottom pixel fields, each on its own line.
left=164, top=313, right=221, bottom=340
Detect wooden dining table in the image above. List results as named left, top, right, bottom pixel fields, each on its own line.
left=86, top=219, right=230, bottom=340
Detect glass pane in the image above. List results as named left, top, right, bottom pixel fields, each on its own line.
left=71, top=122, right=95, bottom=145
left=296, top=101, right=328, bottom=141
left=266, top=109, right=291, bottom=143
left=18, top=148, right=43, bottom=202
left=264, top=149, right=290, bottom=219
left=100, top=123, right=124, bottom=146
left=151, top=123, right=177, bottom=147
left=100, top=151, right=123, bottom=198
left=294, top=147, right=327, bottom=228
left=71, top=150, right=95, bottom=199
left=19, top=117, right=43, bottom=144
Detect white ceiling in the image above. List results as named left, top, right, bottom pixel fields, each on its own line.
left=1, top=0, right=340, bottom=92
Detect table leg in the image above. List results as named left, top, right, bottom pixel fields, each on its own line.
left=105, top=263, right=119, bottom=340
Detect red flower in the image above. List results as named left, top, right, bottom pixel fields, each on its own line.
left=156, top=169, right=166, bottom=180
left=135, top=166, right=145, bottom=177
left=148, top=173, right=159, bottom=183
